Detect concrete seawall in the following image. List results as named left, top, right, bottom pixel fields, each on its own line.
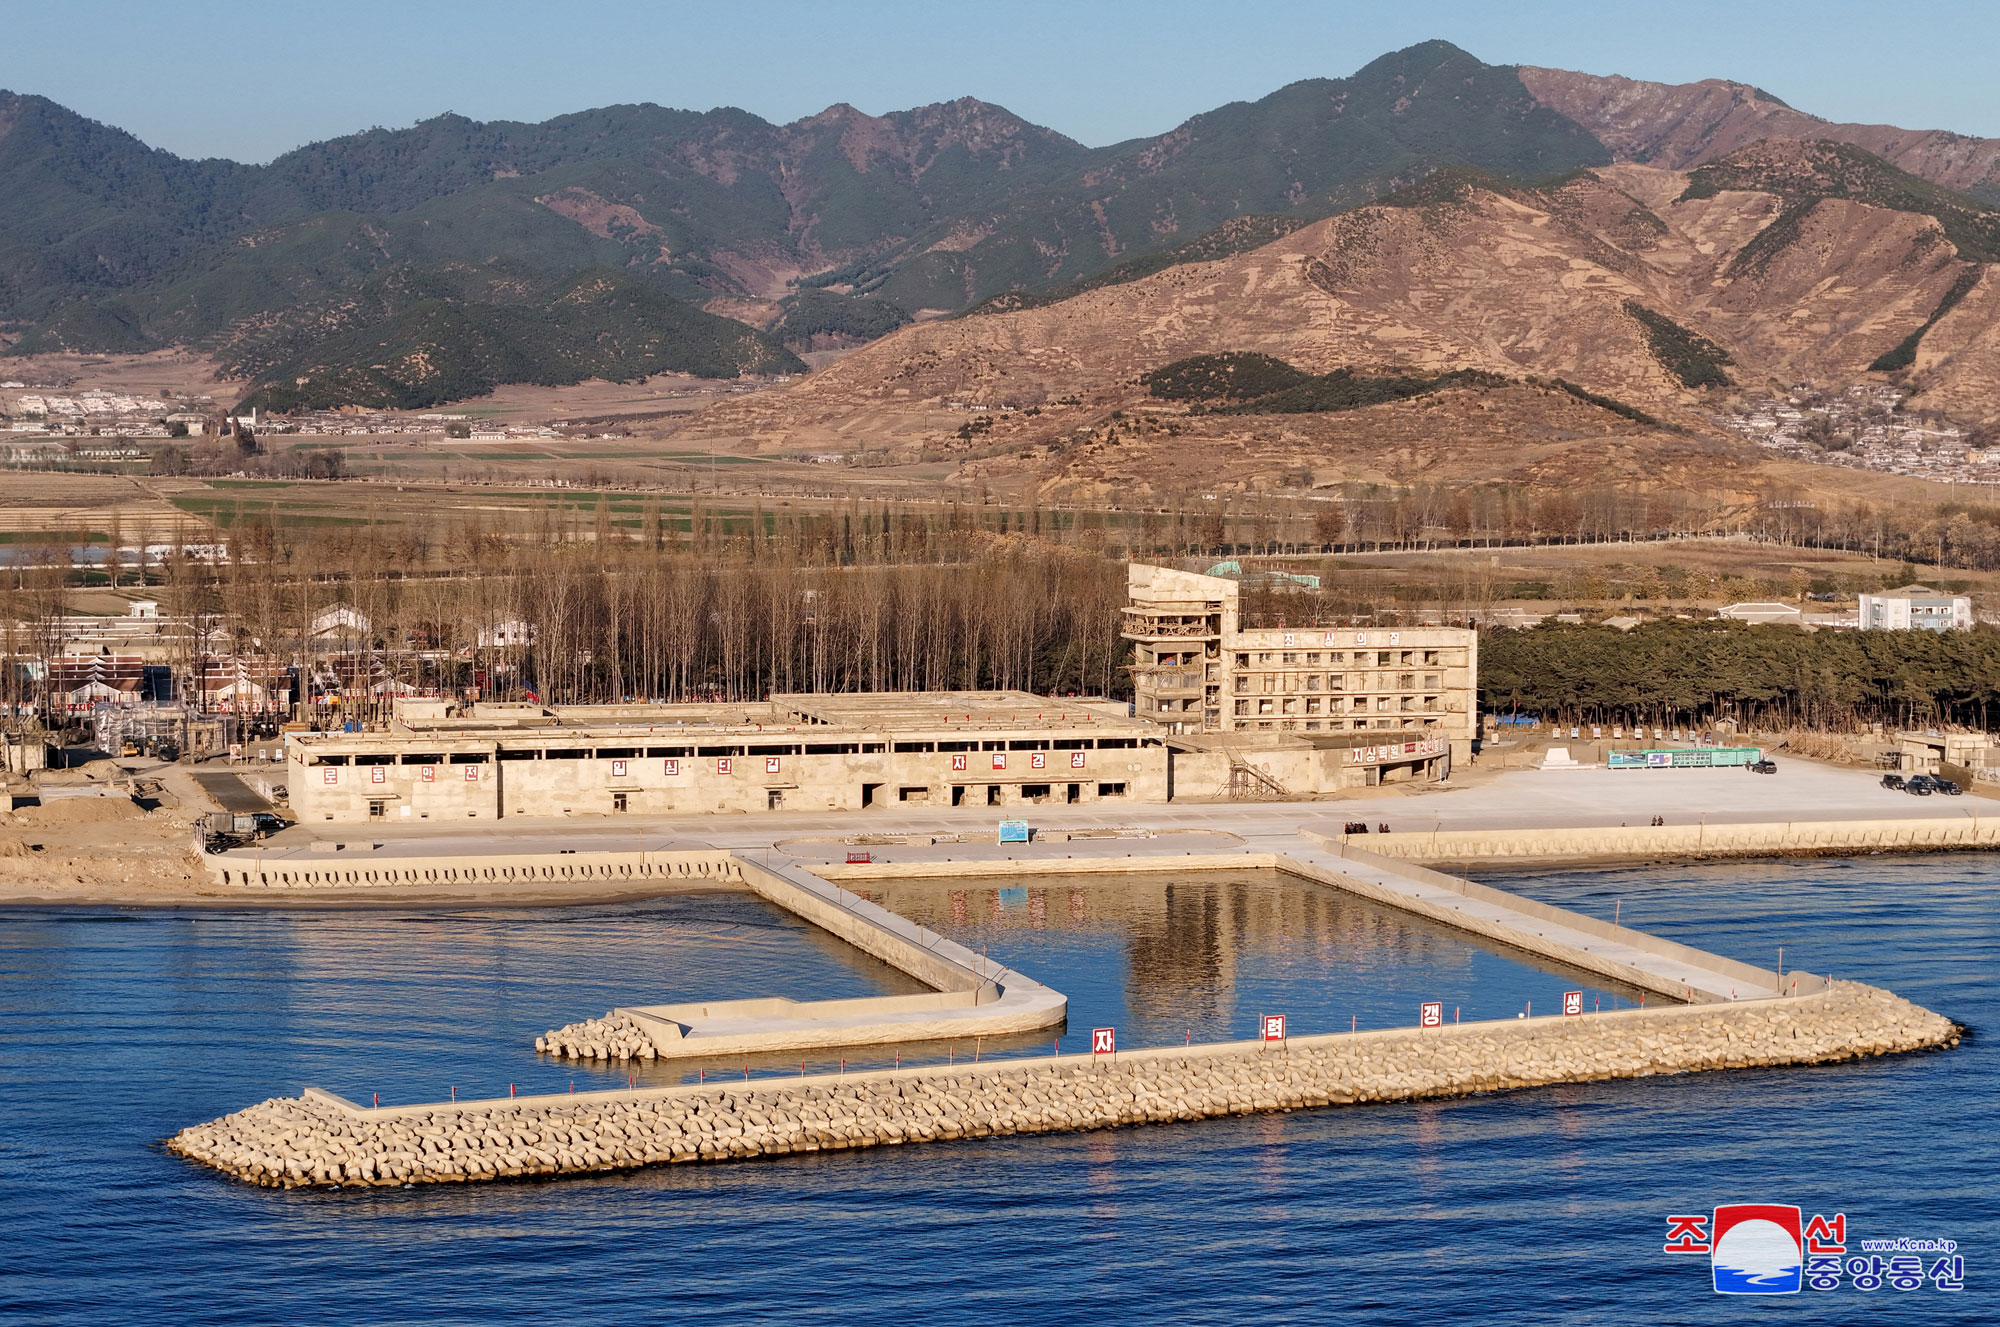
left=822, top=847, right=1809, bottom=1005
left=167, top=981, right=1958, bottom=1189
left=208, top=847, right=744, bottom=891
left=1344, top=816, right=2000, bottom=865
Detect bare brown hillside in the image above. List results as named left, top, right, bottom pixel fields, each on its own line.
left=681, top=149, right=2000, bottom=492
left=1518, top=67, right=2000, bottom=199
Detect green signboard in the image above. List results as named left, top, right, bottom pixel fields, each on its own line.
left=1608, top=747, right=1762, bottom=769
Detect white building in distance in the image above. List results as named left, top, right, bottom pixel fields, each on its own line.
left=1858, top=586, right=1973, bottom=632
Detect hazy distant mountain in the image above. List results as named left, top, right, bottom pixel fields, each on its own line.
left=4, top=40, right=1999, bottom=408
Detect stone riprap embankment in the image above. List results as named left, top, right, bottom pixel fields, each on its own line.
left=535, top=1013, right=656, bottom=1062
left=168, top=982, right=1957, bottom=1189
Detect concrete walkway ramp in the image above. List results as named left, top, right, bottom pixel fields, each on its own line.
left=1270, top=829, right=1792, bottom=1002
left=538, top=854, right=1068, bottom=1063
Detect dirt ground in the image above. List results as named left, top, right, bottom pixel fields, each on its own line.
left=0, top=763, right=217, bottom=904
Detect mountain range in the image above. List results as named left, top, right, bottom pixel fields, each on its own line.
left=3, top=40, right=1999, bottom=415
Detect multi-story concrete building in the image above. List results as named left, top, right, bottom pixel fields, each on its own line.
left=1122, top=564, right=1477, bottom=785
left=1858, top=585, right=1973, bottom=632
left=287, top=692, right=1169, bottom=824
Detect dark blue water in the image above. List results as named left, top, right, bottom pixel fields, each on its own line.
left=0, top=858, right=1990, bottom=1323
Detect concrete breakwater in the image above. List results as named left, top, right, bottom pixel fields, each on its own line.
left=1350, top=816, right=2000, bottom=865
left=168, top=982, right=1957, bottom=1189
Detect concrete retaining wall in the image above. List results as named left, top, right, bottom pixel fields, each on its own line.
left=208, top=848, right=744, bottom=890
left=1346, top=816, right=2000, bottom=864
left=167, top=981, right=1958, bottom=1189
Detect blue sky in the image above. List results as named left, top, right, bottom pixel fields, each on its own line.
left=3, top=0, right=1997, bottom=162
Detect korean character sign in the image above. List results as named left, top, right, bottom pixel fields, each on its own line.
left=951, top=753, right=967, bottom=772
left=323, top=768, right=338, bottom=785
left=1030, top=752, right=1047, bottom=770
left=1563, top=990, right=1583, bottom=1016
left=421, top=765, right=435, bottom=783
left=1261, top=1014, right=1286, bottom=1042
left=765, top=756, right=781, bottom=775
left=716, top=757, right=732, bottom=776
left=663, top=758, right=680, bottom=777
left=464, top=763, right=479, bottom=781
left=1847, top=1256, right=1886, bottom=1291
left=371, top=765, right=385, bottom=785
left=1884, top=1256, right=1926, bottom=1291
left=1091, top=1027, right=1115, bottom=1055
left=1929, top=1256, right=1964, bottom=1291
left=610, top=759, right=627, bottom=779
left=1419, top=1001, right=1443, bottom=1028
left=1070, top=751, right=1086, bottom=769
left=992, top=753, right=1006, bottom=770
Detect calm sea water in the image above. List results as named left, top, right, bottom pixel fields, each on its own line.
left=0, top=857, right=1990, bottom=1323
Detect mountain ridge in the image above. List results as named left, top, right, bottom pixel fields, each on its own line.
left=8, top=42, right=2000, bottom=411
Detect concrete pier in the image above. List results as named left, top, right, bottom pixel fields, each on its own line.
left=171, top=805, right=1969, bottom=1189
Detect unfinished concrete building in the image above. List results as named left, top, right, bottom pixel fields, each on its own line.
left=1123, top=564, right=1477, bottom=789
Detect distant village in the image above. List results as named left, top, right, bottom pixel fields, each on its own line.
left=0, top=382, right=625, bottom=464
left=1718, top=385, right=1997, bottom=484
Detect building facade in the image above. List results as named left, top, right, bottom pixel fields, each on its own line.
left=287, top=692, right=1169, bottom=824
left=1858, top=586, right=1973, bottom=632
left=1122, top=564, right=1478, bottom=785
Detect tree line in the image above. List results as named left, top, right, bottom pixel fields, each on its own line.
left=1480, top=621, right=2000, bottom=731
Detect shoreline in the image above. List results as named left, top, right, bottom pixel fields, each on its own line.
left=0, top=878, right=739, bottom=911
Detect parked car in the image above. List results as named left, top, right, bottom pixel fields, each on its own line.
left=1881, top=773, right=1906, bottom=791
left=1749, top=759, right=1778, bottom=774
left=1905, top=775, right=1937, bottom=796
left=1935, top=776, right=1964, bottom=796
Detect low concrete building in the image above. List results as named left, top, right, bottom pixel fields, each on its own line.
left=1896, top=729, right=1993, bottom=776
left=1859, top=586, right=1972, bottom=632
left=1716, top=602, right=1804, bottom=625
left=287, top=691, right=1171, bottom=824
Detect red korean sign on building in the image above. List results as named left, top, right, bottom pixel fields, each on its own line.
left=1349, top=737, right=1449, bottom=766
left=371, top=766, right=385, bottom=784
left=950, top=753, right=967, bottom=771
left=716, top=757, right=733, bottom=775
left=992, top=753, right=1006, bottom=770
left=663, top=758, right=680, bottom=776
left=610, top=759, right=627, bottom=778
left=322, top=768, right=338, bottom=785
left=464, top=764, right=479, bottom=781
left=765, top=756, right=782, bottom=774
left=1070, top=751, right=1086, bottom=769
left=1031, top=752, right=1047, bottom=770
left=421, top=766, right=435, bottom=783
left=1091, top=1027, right=1115, bottom=1055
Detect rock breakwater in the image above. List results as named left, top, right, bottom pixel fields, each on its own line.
left=535, top=1013, right=656, bottom=1062
left=169, top=983, right=1957, bottom=1189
